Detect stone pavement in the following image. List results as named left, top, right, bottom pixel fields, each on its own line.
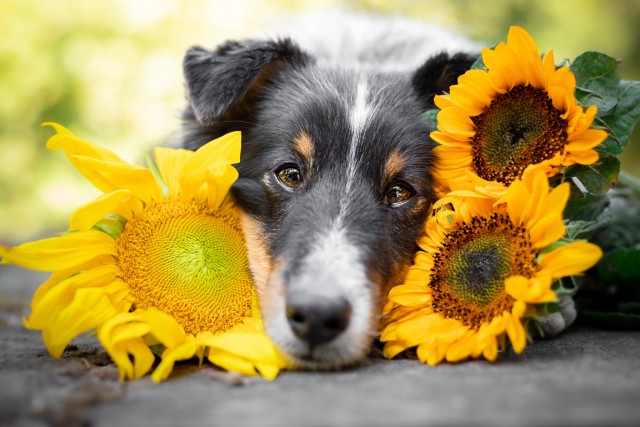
left=1, top=265, right=639, bottom=427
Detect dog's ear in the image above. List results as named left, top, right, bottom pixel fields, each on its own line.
left=183, top=38, right=311, bottom=125
left=411, top=52, right=478, bottom=109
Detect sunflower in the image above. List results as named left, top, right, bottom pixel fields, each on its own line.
left=380, top=167, right=602, bottom=365
left=0, top=123, right=287, bottom=381
left=431, top=26, right=608, bottom=197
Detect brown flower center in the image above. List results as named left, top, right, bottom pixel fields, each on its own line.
left=471, top=85, right=567, bottom=185
left=429, top=213, right=537, bottom=329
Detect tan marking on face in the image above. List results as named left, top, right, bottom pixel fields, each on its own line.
left=293, top=131, right=314, bottom=170
left=377, top=258, right=412, bottom=333
left=383, top=150, right=407, bottom=184
left=239, top=210, right=284, bottom=323
left=380, top=259, right=412, bottom=305
left=409, top=196, right=428, bottom=218
left=239, top=211, right=273, bottom=296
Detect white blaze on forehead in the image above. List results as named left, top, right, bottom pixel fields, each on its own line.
left=345, top=78, right=373, bottom=196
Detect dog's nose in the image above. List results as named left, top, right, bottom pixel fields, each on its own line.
left=286, top=298, right=352, bottom=346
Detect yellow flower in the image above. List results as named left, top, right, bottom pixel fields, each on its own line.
left=431, top=26, right=608, bottom=197
left=0, top=123, right=287, bottom=381
left=381, top=167, right=602, bottom=365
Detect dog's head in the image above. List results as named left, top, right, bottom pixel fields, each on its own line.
left=181, top=38, right=475, bottom=368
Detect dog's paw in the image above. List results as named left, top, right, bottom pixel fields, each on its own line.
left=536, top=295, right=577, bottom=338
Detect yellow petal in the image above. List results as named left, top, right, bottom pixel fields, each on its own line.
left=394, top=315, right=437, bottom=346
left=566, top=128, right=607, bottom=151
left=44, top=122, right=125, bottom=163
left=418, top=341, right=447, bottom=366
left=69, top=156, right=162, bottom=204
left=69, top=189, right=133, bottom=231
left=98, top=312, right=154, bottom=380
left=383, top=340, right=411, bottom=359
left=529, top=213, right=566, bottom=250
left=434, top=94, right=452, bottom=109
left=204, top=167, right=239, bottom=208
left=504, top=178, right=528, bottom=225
left=539, top=241, right=603, bottom=279
left=387, top=283, right=430, bottom=307
left=42, top=288, right=118, bottom=358
left=1, top=230, right=116, bottom=271
left=141, top=309, right=187, bottom=350
left=505, top=275, right=529, bottom=300
left=208, top=350, right=261, bottom=377
left=128, top=339, right=157, bottom=380
left=151, top=335, right=198, bottom=383
left=445, top=329, right=476, bottom=362
left=437, top=107, right=477, bottom=136
left=179, top=132, right=241, bottom=205
left=505, top=312, right=527, bottom=354
left=507, top=26, right=540, bottom=61
left=153, top=146, right=193, bottom=196
left=564, top=149, right=600, bottom=166
left=204, top=331, right=285, bottom=365
left=25, top=264, right=121, bottom=329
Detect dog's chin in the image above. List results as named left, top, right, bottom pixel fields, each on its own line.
left=276, top=340, right=372, bottom=371
left=264, top=317, right=376, bottom=370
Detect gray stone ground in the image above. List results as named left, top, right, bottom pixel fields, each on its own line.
left=1, top=265, right=639, bottom=427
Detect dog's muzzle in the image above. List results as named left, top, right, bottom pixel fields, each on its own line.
left=264, top=226, right=376, bottom=369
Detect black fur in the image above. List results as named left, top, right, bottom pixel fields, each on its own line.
left=412, top=51, right=478, bottom=109
left=182, top=38, right=312, bottom=149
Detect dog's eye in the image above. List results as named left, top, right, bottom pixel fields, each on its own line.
left=385, top=183, right=413, bottom=206
left=276, top=166, right=303, bottom=190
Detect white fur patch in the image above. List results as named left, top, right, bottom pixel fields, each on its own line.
left=264, top=223, right=374, bottom=368
left=303, top=225, right=367, bottom=297
left=344, top=78, right=372, bottom=197
left=268, top=10, right=479, bottom=72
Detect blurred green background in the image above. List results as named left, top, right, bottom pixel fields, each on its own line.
left=1, top=0, right=639, bottom=244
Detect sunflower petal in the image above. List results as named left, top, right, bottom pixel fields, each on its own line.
left=69, top=189, right=134, bottom=231
left=42, top=288, right=118, bottom=358
left=25, top=264, right=122, bottom=330
left=69, top=156, right=162, bottom=204
left=539, top=241, right=603, bottom=279
left=151, top=335, right=198, bottom=383
left=199, top=329, right=286, bottom=380
left=153, top=146, right=193, bottom=196
left=141, top=309, right=187, bottom=350
left=505, top=311, right=527, bottom=354
left=44, top=122, right=126, bottom=163
left=1, top=230, right=116, bottom=271
left=98, top=312, right=155, bottom=380
left=383, top=340, right=410, bottom=359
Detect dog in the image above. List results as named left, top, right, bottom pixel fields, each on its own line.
left=179, top=11, right=479, bottom=369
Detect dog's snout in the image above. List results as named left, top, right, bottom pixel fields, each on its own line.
left=286, top=298, right=352, bottom=347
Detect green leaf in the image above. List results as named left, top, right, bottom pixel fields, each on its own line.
left=596, top=247, right=640, bottom=296
left=421, top=108, right=439, bottom=129
left=589, top=189, right=640, bottom=252
left=593, top=119, right=625, bottom=155
left=599, top=80, right=640, bottom=151
left=563, top=194, right=610, bottom=222
left=559, top=154, right=620, bottom=202
left=579, top=155, right=619, bottom=193
left=571, top=52, right=619, bottom=116
left=470, top=54, right=485, bottom=70
left=564, top=220, right=596, bottom=239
